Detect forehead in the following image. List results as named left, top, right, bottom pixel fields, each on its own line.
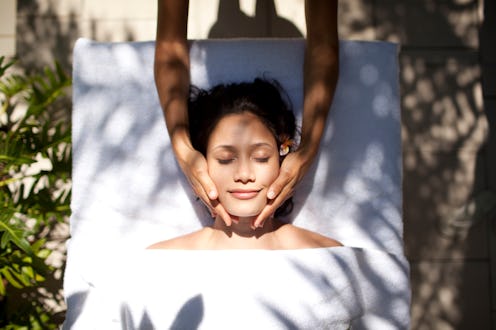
left=208, top=112, right=275, bottom=145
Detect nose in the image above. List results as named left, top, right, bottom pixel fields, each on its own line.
left=233, top=158, right=255, bottom=183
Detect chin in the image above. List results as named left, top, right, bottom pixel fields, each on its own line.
left=223, top=198, right=266, bottom=218
left=227, top=210, right=261, bottom=218
left=225, top=206, right=265, bottom=218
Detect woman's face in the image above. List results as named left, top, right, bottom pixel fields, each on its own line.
left=207, top=112, right=279, bottom=218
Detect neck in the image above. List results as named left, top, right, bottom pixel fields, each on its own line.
left=209, top=216, right=279, bottom=248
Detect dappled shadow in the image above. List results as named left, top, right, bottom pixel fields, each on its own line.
left=208, top=0, right=302, bottom=38
left=187, top=37, right=404, bottom=253
left=17, top=0, right=78, bottom=74
left=169, top=295, right=204, bottom=329
left=342, top=1, right=493, bottom=329
left=259, top=249, right=367, bottom=328
left=65, top=248, right=409, bottom=328
left=69, top=38, right=404, bottom=254
left=62, top=291, right=88, bottom=329
left=15, top=0, right=76, bottom=128
left=66, top=37, right=411, bottom=328
left=67, top=294, right=204, bottom=329
left=67, top=36, right=407, bottom=329
left=120, top=304, right=154, bottom=329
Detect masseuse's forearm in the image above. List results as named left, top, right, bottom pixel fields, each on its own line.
left=300, top=0, right=339, bottom=158
left=154, top=0, right=193, bottom=159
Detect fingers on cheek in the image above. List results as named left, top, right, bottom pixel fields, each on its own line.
left=191, top=180, right=203, bottom=196
left=267, top=189, right=276, bottom=199
left=207, top=190, right=217, bottom=200
left=279, top=166, right=293, bottom=179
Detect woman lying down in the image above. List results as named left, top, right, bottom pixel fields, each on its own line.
left=149, top=78, right=342, bottom=251
left=81, top=79, right=374, bottom=330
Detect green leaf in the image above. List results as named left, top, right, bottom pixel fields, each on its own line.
left=0, top=56, right=16, bottom=76
left=0, top=154, right=36, bottom=165
left=0, top=74, right=29, bottom=98
left=0, top=268, right=24, bottom=289
left=0, top=274, right=5, bottom=295
left=0, top=58, right=71, bottom=327
left=0, top=215, right=33, bottom=254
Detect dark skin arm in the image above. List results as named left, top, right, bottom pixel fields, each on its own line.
left=154, top=0, right=232, bottom=225
left=253, top=0, right=339, bottom=227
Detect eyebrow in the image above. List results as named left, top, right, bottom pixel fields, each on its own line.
left=211, top=142, right=274, bottom=152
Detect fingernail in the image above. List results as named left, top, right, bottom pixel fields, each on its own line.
left=257, top=221, right=264, bottom=228
left=208, top=190, right=216, bottom=199
left=267, top=190, right=275, bottom=199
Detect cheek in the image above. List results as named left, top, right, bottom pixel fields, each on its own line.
left=208, top=162, right=229, bottom=188
left=259, top=161, right=280, bottom=184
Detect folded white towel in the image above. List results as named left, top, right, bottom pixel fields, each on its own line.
left=64, top=38, right=409, bottom=329
left=65, top=247, right=409, bottom=330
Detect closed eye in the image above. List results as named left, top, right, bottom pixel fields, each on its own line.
left=254, top=157, right=270, bottom=163
left=218, top=158, right=234, bottom=165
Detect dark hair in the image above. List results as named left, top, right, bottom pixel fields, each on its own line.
left=188, top=78, right=297, bottom=217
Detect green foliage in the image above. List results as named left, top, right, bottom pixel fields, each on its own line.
left=0, top=55, right=72, bottom=328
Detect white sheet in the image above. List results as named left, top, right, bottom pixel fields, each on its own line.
left=64, top=38, right=409, bottom=329
left=65, top=247, right=409, bottom=330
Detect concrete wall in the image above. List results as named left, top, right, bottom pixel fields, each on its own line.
left=3, top=0, right=495, bottom=329
left=0, top=0, right=16, bottom=57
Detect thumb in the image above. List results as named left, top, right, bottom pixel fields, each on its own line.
left=267, top=170, right=291, bottom=200
left=197, top=171, right=218, bottom=200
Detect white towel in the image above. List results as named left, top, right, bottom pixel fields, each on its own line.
left=65, top=247, right=409, bottom=330
left=64, top=38, right=409, bottom=329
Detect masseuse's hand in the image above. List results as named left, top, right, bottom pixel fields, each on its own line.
left=253, top=146, right=315, bottom=228
left=154, top=1, right=232, bottom=225
left=180, top=147, right=232, bottom=226
left=253, top=0, right=340, bottom=228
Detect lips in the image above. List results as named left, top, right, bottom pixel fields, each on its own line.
left=229, top=189, right=261, bottom=200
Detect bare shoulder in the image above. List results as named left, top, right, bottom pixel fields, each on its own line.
left=275, top=223, right=343, bottom=249
left=147, top=229, right=210, bottom=250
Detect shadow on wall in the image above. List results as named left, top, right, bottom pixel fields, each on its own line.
left=208, top=0, right=302, bottom=38
left=15, top=0, right=302, bottom=74
left=16, top=0, right=78, bottom=73
left=346, top=1, right=493, bottom=329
